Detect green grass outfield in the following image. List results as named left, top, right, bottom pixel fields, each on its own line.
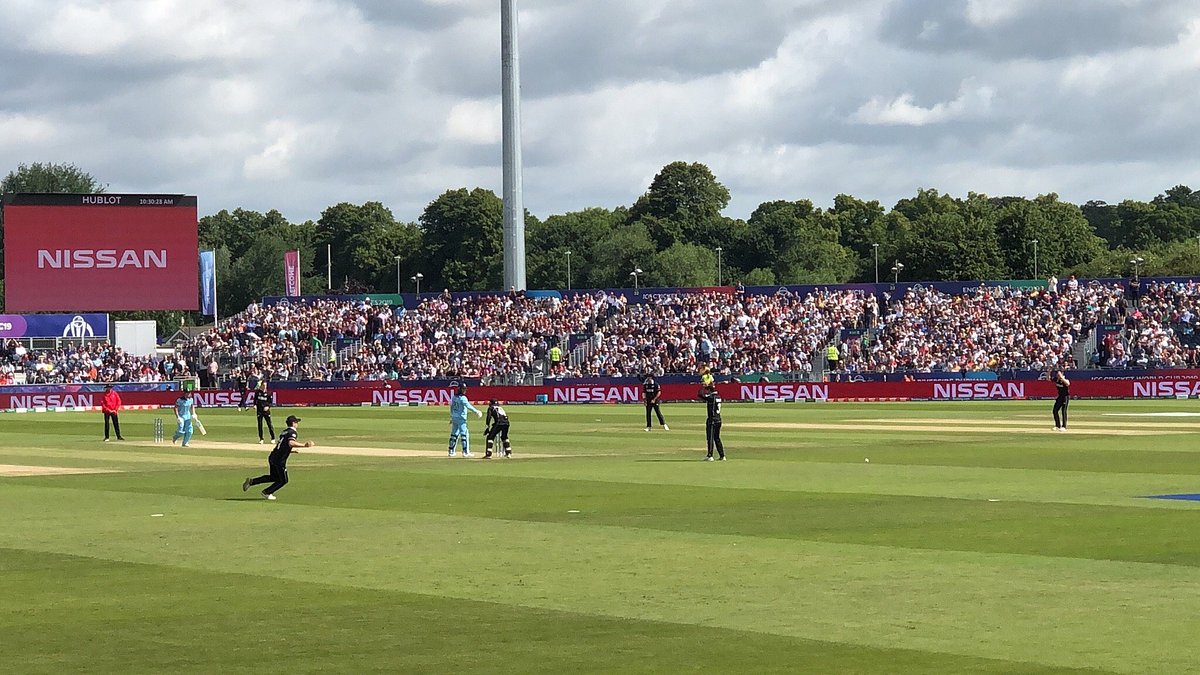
left=3, top=399, right=1200, bottom=673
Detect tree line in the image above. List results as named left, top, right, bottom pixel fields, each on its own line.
left=4, top=161, right=1200, bottom=320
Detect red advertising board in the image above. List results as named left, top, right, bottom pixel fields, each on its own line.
left=3, top=378, right=1200, bottom=410
left=2, top=193, right=199, bottom=311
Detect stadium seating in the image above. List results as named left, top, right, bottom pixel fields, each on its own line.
left=8, top=279, right=1200, bottom=383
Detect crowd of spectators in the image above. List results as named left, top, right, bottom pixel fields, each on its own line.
left=0, top=340, right=194, bottom=384
left=574, top=289, right=871, bottom=377
left=183, top=293, right=588, bottom=383
left=1120, top=281, right=1200, bottom=368
left=14, top=279, right=1200, bottom=384
left=842, top=281, right=1129, bottom=372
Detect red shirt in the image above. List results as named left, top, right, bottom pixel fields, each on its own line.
left=101, top=390, right=122, bottom=414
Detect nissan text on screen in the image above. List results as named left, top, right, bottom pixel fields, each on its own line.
left=1, top=193, right=199, bottom=312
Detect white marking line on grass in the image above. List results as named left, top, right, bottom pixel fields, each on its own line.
left=853, top=417, right=1200, bottom=429
left=731, top=422, right=1184, bottom=436
left=7, top=445, right=263, bottom=468
left=0, top=464, right=119, bottom=477
left=1102, top=412, right=1200, bottom=417
left=122, top=439, right=573, bottom=459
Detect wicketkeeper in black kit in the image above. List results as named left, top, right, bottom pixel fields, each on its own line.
left=484, top=400, right=513, bottom=459
left=643, top=375, right=669, bottom=432
left=249, top=380, right=275, bottom=444
left=699, top=383, right=725, bottom=461
left=242, top=415, right=313, bottom=500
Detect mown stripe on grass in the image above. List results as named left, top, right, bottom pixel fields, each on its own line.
left=385, top=456, right=1200, bottom=509
left=24, top=468, right=1200, bottom=567
left=0, top=485, right=1195, bottom=674
left=1, top=548, right=1107, bottom=675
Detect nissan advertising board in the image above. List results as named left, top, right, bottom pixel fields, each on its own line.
left=1, top=193, right=199, bottom=311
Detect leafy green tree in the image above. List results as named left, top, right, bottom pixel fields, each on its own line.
left=1114, top=200, right=1158, bottom=250
left=1064, top=247, right=1142, bottom=278
left=993, top=197, right=1047, bottom=278
left=1081, top=200, right=1122, bottom=249
left=525, top=207, right=623, bottom=290
left=0, top=162, right=104, bottom=194
left=1090, top=194, right=1199, bottom=251
left=222, top=221, right=321, bottom=310
left=1036, top=195, right=1107, bottom=273
left=741, top=200, right=855, bottom=284
left=828, top=194, right=889, bottom=280
left=1156, top=184, right=1200, bottom=209
left=628, top=161, right=731, bottom=249
left=1144, top=199, right=1199, bottom=245
left=348, top=220, right=422, bottom=293
left=644, top=243, right=718, bottom=287
left=199, top=208, right=290, bottom=260
left=734, top=200, right=813, bottom=277
left=894, top=190, right=1005, bottom=281
left=417, top=188, right=504, bottom=291
left=585, top=222, right=657, bottom=288
left=316, top=202, right=406, bottom=290
left=740, top=267, right=777, bottom=286
left=1, top=162, right=105, bottom=282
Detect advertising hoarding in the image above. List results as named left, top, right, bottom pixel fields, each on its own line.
left=0, top=313, right=109, bottom=338
left=2, top=193, right=199, bottom=311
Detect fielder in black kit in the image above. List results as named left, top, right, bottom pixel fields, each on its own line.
left=484, top=400, right=512, bottom=459
left=642, top=375, right=669, bottom=432
left=699, top=383, right=725, bottom=461
left=1051, top=369, right=1071, bottom=431
left=250, top=381, right=275, bottom=444
left=242, top=415, right=313, bottom=500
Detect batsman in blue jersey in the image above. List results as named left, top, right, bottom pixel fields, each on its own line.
left=172, top=391, right=196, bottom=447
left=448, top=383, right=483, bottom=457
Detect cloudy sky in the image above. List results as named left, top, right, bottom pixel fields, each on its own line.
left=2, top=0, right=1198, bottom=223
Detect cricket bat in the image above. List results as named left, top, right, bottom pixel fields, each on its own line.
left=194, top=417, right=207, bottom=436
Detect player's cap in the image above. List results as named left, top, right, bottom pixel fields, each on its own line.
left=103, top=383, right=113, bottom=390
left=286, top=415, right=302, bottom=425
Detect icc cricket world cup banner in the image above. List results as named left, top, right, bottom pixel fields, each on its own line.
left=284, top=250, right=301, bottom=297
left=0, top=313, right=109, bottom=339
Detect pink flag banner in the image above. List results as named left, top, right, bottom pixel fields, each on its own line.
left=284, top=250, right=301, bottom=297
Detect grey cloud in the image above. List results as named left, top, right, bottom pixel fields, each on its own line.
left=879, top=0, right=1194, bottom=60
left=0, top=48, right=203, bottom=113
left=343, top=0, right=485, bottom=30
left=2, top=0, right=1199, bottom=228
left=416, top=0, right=809, bottom=99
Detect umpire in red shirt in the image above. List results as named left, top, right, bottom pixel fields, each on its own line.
left=101, top=384, right=124, bottom=441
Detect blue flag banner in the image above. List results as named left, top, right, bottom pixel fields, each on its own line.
left=200, top=250, right=216, bottom=316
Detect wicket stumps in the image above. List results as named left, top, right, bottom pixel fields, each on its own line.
left=154, top=418, right=164, bottom=443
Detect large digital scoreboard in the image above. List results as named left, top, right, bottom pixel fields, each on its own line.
left=2, top=193, right=199, bottom=311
